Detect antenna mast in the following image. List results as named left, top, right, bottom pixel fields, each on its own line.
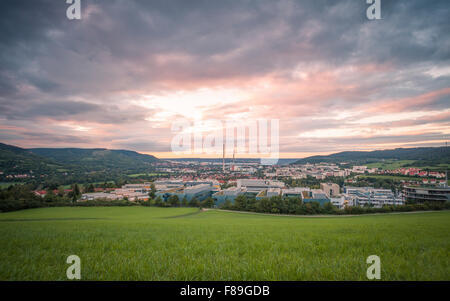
left=222, top=141, right=225, bottom=173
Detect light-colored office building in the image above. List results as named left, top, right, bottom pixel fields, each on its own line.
left=343, top=186, right=403, bottom=208
left=236, top=179, right=285, bottom=193
left=320, top=183, right=340, bottom=197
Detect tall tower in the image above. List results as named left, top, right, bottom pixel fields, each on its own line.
left=232, top=145, right=236, bottom=172
left=222, top=141, right=225, bottom=173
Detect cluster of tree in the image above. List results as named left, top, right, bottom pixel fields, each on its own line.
left=141, top=194, right=215, bottom=208
left=0, top=184, right=45, bottom=212
left=0, top=183, right=85, bottom=212
left=355, top=177, right=402, bottom=192
left=219, top=195, right=450, bottom=215
left=2, top=183, right=449, bottom=215
left=338, top=201, right=450, bottom=215
left=0, top=182, right=152, bottom=212
left=220, top=195, right=337, bottom=214
left=0, top=170, right=166, bottom=188
left=283, top=175, right=345, bottom=189
left=0, top=182, right=219, bottom=212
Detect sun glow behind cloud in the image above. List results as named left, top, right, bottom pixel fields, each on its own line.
left=0, top=0, right=449, bottom=158
left=135, top=87, right=251, bottom=121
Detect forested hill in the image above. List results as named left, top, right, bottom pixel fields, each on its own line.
left=0, top=142, right=59, bottom=174
left=0, top=142, right=160, bottom=177
left=30, top=148, right=159, bottom=171
left=292, top=147, right=450, bottom=165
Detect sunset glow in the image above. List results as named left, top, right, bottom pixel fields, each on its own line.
left=0, top=0, right=449, bottom=158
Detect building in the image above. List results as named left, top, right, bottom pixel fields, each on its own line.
left=212, top=187, right=247, bottom=206
left=301, top=189, right=330, bottom=205
left=153, top=180, right=184, bottom=191
left=320, top=183, right=340, bottom=197
left=403, top=186, right=450, bottom=203
left=282, top=187, right=309, bottom=198
left=352, top=166, right=367, bottom=173
left=185, top=180, right=219, bottom=187
left=156, top=184, right=213, bottom=202
left=112, top=183, right=151, bottom=201
left=343, top=186, right=403, bottom=208
left=330, top=196, right=346, bottom=209
left=81, top=183, right=152, bottom=202
left=184, top=184, right=214, bottom=201
left=256, top=188, right=281, bottom=200
left=81, top=192, right=120, bottom=201
left=236, top=179, right=285, bottom=194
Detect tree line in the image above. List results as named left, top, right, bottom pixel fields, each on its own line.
left=142, top=194, right=215, bottom=209
left=218, top=195, right=450, bottom=215
left=1, top=183, right=449, bottom=214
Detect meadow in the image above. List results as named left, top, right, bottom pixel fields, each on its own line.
left=0, top=207, right=449, bottom=281
left=365, top=159, right=417, bottom=170
left=0, top=182, right=22, bottom=189
left=365, top=159, right=450, bottom=171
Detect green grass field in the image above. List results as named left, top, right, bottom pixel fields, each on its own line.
left=365, top=159, right=450, bottom=171
left=365, top=159, right=416, bottom=170
left=0, top=182, right=22, bottom=189
left=358, top=174, right=421, bottom=181
left=0, top=207, right=449, bottom=281
left=127, top=173, right=168, bottom=178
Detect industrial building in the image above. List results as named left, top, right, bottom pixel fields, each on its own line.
left=281, top=187, right=310, bottom=198
left=343, top=186, right=403, bottom=208
left=212, top=187, right=247, bottom=206
left=403, top=186, right=450, bottom=203
left=301, top=189, right=330, bottom=205
left=236, top=179, right=285, bottom=193
left=81, top=182, right=151, bottom=202
left=81, top=192, right=120, bottom=201
left=256, top=188, right=282, bottom=200
left=156, top=184, right=214, bottom=202
left=320, top=183, right=340, bottom=197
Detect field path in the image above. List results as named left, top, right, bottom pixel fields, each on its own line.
left=164, top=209, right=204, bottom=219
left=203, top=208, right=447, bottom=218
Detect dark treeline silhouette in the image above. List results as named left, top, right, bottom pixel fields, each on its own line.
left=1, top=184, right=449, bottom=214
left=218, top=195, right=450, bottom=215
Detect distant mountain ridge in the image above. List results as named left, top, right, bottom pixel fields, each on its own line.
left=292, top=147, right=450, bottom=165
left=30, top=148, right=159, bottom=171
left=0, top=142, right=59, bottom=174
left=0, top=142, right=160, bottom=176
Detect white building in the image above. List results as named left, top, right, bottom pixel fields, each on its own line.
left=236, top=179, right=285, bottom=193
left=81, top=192, right=120, bottom=201
left=343, top=186, right=403, bottom=208
left=352, top=166, right=368, bottom=173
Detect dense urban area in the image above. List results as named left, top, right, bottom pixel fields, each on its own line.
left=1, top=143, right=449, bottom=214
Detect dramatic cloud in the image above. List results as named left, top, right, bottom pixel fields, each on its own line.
left=0, top=0, right=449, bottom=158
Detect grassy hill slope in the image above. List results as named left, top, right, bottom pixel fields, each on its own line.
left=0, top=143, right=62, bottom=174
left=0, top=207, right=448, bottom=280
left=30, top=148, right=159, bottom=171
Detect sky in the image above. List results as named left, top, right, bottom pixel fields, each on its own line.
left=0, top=0, right=449, bottom=159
